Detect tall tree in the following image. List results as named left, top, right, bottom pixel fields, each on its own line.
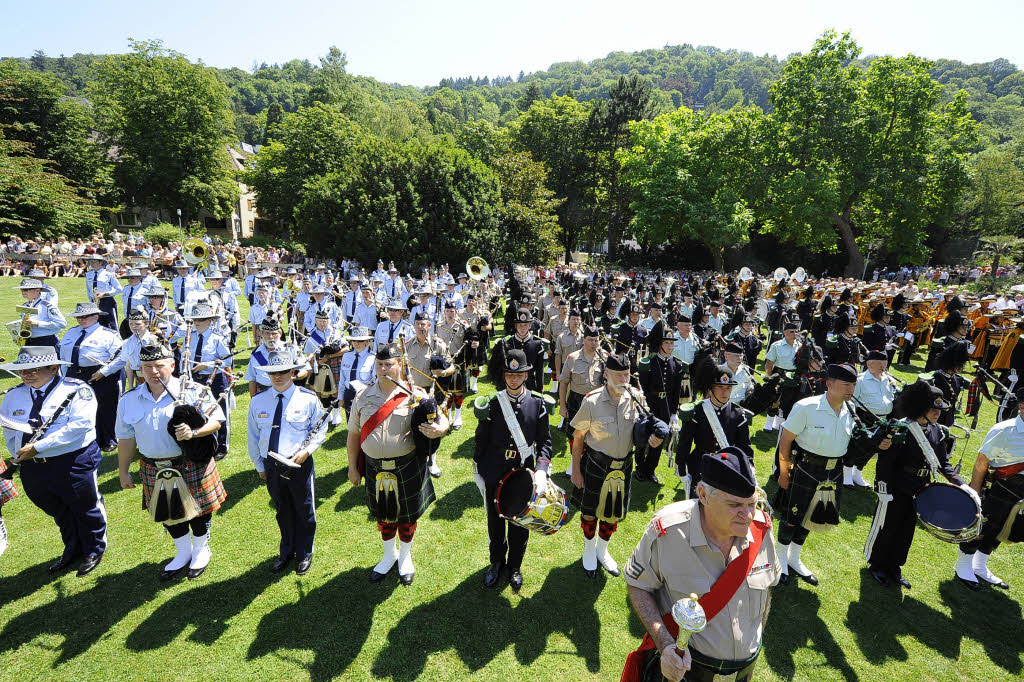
left=90, top=40, right=239, bottom=222
left=760, top=31, right=977, bottom=275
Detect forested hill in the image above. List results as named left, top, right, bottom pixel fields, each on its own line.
left=8, top=42, right=1024, bottom=146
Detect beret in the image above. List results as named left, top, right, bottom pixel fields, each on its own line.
left=700, top=446, right=756, bottom=499
left=605, top=353, right=630, bottom=371
left=826, top=363, right=858, bottom=382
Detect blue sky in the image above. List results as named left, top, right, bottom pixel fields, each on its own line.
left=3, top=0, right=1021, bottom=86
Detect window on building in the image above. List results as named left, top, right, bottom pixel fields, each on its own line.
left=115, top=212, right=139, bottom=227
left=247, top=199, right=253, bottom=211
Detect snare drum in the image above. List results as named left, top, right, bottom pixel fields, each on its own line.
left=494, top=468, right=569, bottom=535
left=914, top=481, right=982, bottom=544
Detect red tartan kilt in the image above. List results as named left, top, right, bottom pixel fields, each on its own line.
left=139, top=457, right=226, bottom=516
left=0, top=459, right=17, bottom=505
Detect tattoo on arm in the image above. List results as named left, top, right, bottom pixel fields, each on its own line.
left=628, top=585, right=673, bottom=653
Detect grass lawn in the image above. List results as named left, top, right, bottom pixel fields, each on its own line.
left=0, top=275, right=1020, bottom=681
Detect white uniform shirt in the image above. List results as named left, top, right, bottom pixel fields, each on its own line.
left=782, top=393, right=854, bottom=459
left=115, top=377, right=225, bottom=457
left=353, top=302, right=380, bottom=331
left=337, top=348, right=376, bottom=392
left=978, top=416, right=1024, bottom=468
left=85, top=268, right=121, bottom=302
left=729, top=365, right=756, bottom=404
left=853, top=370, right=895, bottom=416
left=765, top=338, right=800, bottom=371
left=1, top=377, right=97, bottom=457
left=672, top=335, right=701, bottom=365
left=247, top=384, right=327, bottom=473
left=58, top=323, right=123, bottom=377
left=303, top=300, right=340, bottom=332
left=373, top=319, right=413, bottom=351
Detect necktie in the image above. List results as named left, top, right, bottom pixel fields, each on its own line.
left=70, top=328, right=86, bottom=367
left=195, top=332, right=204, bottom=365
left=268, top=393, right=283, bottom=453
left=88, top=272, right=94, bottom=300
left=350, top=351, right=360, bottom=382
left=388, top=323, right=395, bottom=343
left=350, top=294, right=356, bottom=319
left=389, top=281, right=394, bottom=298
left=21, top=388, right=48, bottom=447
left=178, top=277, right=185, bottom=305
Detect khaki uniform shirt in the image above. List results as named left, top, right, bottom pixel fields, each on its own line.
left=782, top=393, right=853, bottom=458
left=546, top=314, right=569, bottom=341
left=559, top=348, right=603, bottom=396
left=348, top=381, right=421, bottom=460
left=570, top=385, right=642, bottom=459
left=406, top=335, right=450, bottom=389
left=624, top=499, right=781, bottom=661
left=435, top=319, right=465, bottom=353
left=556, top=327, right=584, bottom=359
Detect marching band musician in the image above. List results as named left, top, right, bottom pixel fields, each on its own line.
left=338, top=326, right=376, bottom=415
left=725, top=314, right=763, bottom=369
left=862, top=303, right=896, bottom=362
left=776, top=363, right=891, bottom=586
left=109, top=307, right=151, bottom=390
left=14, top=277, right=66, bottom=349
left=347, top=343, right=449, bottom=586
left=554, top=308, right=584, bottom=393
left=142, top=285, right=185, bottom=343
left=671, top=314, right=702, bottom=400
left=676, top=357, right=753, bottom=496
left=501, top=308, right=547, bottom=393
left=248, top=284, right=275, bottom=328
left=374, top=302, right=413, bottom=352
left=622, top=448, right=778, bottom=682
left=354, top=285, right=382, bottom=332
left=117, top=341, right=226, bottom=581
left=25, top=268, right=59, bottom=307
left=811, top=294, right=838, bottom=349
left=245, top=317, right=310, bottom=397
left=442, top=280, right=464, bottom=311
left=185, top=303, right=233, bottom=459
left=865, top=381, right=968, bottom=589
left=545, top=298, right=570, bottom=363
left=0, top=347, right=105, bottom=576
left=558, top=325, right=604, bottom=475
left=823, top=312, right=863, bottom=366
left=847, top=350, right=896, bottom=488
left=84, top=254, right=121, bottom=330
left=614, top=302, right=649, bottom=381
left=207, top=269, right=241, bottom=348
left=407, top=312, right=456, bottom=455
left=340, top=275, right=362, bottom=324
left=795, top=284, right=817, bottom=332
left=569, top=353, right=668, bottom=579
left=303, top=309, right=336, bottom=355
left=383, top=266, right=404, bottom=301
left=59, top=302, right=123, bottom=452
left=171, top=260, right=205, bottom=315
left=890, top=293, right=913, bottom=365
left=118, top=268, right=147, bottom=323
left=706, top=300, right=729, bottom=336
left=461, top=294, right=492, bottom=393
left=636, top=324, right=685, bottom=484
left=722, top=341, right=756, bottom=405
left=931, top=344, right=969, bottom=431
left=762, top=322, right=802, bottom=432
left=303, top=285, right=340, bottom=333
left=473, top=348, right=553, bottom=590
left=247, top=351, right=328, bottom=575
left=954, top=389, right=1024, bottom=590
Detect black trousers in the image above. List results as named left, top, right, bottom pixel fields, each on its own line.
left=865, top=488, right=917, bottom=576
left=266, top=456, right=317, bottom=560
left=67, top=368, right=120, bottom=449
left=485, top=481, right=528, bottom=570
left=98, top=297, right=118, bottom=331
left=635, top=404, right=670, bottom=477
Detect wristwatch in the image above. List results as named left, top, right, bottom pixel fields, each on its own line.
left=191, top=428, right=200, bottom=440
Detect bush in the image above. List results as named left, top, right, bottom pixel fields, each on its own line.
left=143, top=222, right=183, bottom=246
left=239, top=235, right=307, bottom=256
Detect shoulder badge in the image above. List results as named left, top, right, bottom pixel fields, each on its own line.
left=78, top=386, right=94, bottom=400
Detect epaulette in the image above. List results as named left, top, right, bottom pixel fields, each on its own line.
left=121, top=383, right=146, bottom=397
left=678, top=401, right=698, bottom=423
left=584, top=387, right=603, bottom=398
left=297, top=386, right=317, bottom=397
left=62, top=378, right=85, bottom=386
left=650, top=501, right=695, bottom=537
left=530, top=390, right=557, bottom=407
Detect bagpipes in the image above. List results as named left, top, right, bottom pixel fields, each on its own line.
left=971, top=365, right=1019, bottom=426
left=739, top=366, right=786, bottom=416
left=165, top=321, right=219, bottom=463
left=846, top=394, right=909, bottom=458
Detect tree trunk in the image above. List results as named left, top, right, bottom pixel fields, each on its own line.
left=833, top=206, right=864, bottom=278
left=990, top=251, right=1001, bottom=293
left=707, top=243, right=724, bottom=271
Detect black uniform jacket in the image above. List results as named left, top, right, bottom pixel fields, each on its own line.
left=862, top=322, right=895, bottom=352
left=474, top=390, right=553, bottom=487
left=677, top=399, right=753, bottom=462
left=641, top=353, right=684, bottom=419
left=875, top=421, right=963, bottom=495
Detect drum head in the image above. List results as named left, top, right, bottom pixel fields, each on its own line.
left=495, top=468, right=533, bottom=519
left=915, top=484, right=977, bottom=531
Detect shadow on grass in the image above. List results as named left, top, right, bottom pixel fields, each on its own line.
left=215, top=466, right=267, bottom=515
left=939, top=577, right=1024, bottom=675
left=246, top=566, right=398, bottom=682
left=0, top=563, right=164, bottom=663
left=429, top=480, right=482, bottom=521
left=371, top=563, right=605, bottom=681
left=126, top=560, right=282, bottom=650
left=765, top=580, right=859, bottom=681
left=0, top=559, right=65, bottom=606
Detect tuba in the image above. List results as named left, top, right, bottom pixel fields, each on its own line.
left=466, top=256, right=489, bottom=281
left=183, top=237, right=209, bottom=270
left=793, top=266, right=807, bottom=283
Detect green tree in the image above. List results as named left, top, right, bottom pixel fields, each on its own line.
left=491, top=152, right=563, bottom=264
left=966, top=148, right=1024, bottom=237
left=90, top=40, right=239, bottom=223
left=978, top=235, right=1024, bottom=292
left=619, top=107, right=756, bottom=270
left=760, top=31, right=977, bottom=275
left=263, top=102, right=283, bottom=143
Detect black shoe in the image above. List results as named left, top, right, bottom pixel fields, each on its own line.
left=271, top=555, right=293, bottom=573
left=632, top=471, right=648, bottom=482
left=789, top=565, right=819, bottom=586
left=484, top=562, right=503, bottom=589
left=976, top=573, right=1010, bottom=590
left=214, top=451, right=227, bottom=462
left=296, top=556, right=312, bottom=576
left=779, top=572, right=790, bottom=586
left=160, top=565, right=189, bottom=582
left=76, top=553, right=102, bottom=577
left=509, top=569, right=523, bottom=591
left=399, top=571, right=414, bottom=586
left=48, top=554, right=79, bottom=576
left=369, top=562, right=395, bottom=583
left=896, top=576, right=912, bottom=589
left=583, top=567, right=598, bottom=580
left=869, top=567, right=890, bottom=587
left=187, top=565, right=207, bottom=580
left=843, top=483, right=855, bottom=490
left=956, top=573, right=981, bottom=591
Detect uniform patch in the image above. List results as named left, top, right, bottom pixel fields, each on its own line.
left=12, top=410, right=24, bottom=416
left=625, top=555, right=644, bottom=580
left=258, top=412, right=269, bottom=419
left=653, top=517, right=666, bottom=537
left=77, top=387, right=93, bottom=400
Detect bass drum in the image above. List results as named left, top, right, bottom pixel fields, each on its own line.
left=494, top=468, right=569, bottom=535
left=914, top=481, right=982, bottom=544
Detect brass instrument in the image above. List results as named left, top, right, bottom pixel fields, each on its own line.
left=467, top=256, right=490, bottom=281
left=182, top=237, right=209, bottom=271
left=15, top=305, right=36, bottom=346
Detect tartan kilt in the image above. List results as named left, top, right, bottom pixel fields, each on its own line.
left=570, top=446, right=632, bottom=518
left=779, top=452, right=843, bottom=528
left=0, top=459, right=17, bottom=504
left=365, top=452, right=435, bottom=524
left=139, top=456, right=227, bottom=516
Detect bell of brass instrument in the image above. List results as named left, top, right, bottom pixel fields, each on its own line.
left=183, top=237, right=209, bottom=270
left=15, top=305, right=35, bottom=346
left=467, top=256, right=490, bottom=281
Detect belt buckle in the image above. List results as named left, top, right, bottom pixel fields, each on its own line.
left=381, top=459, right=396, bottom=471
left=504, top=448, right=518, bottom=460
left=825, top=458, right=837, bottom=471
left=657, top=392, right=666, bottom=398
left=155, top=459, right=172, bottom=468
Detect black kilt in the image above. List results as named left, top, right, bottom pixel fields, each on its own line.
left=364, top=451, right=435, bottom=524
left=779, top=448, right=844, bottom=528
left=571, top=446, right=632, bottom=518
left=963, top=473, right=1024, bottom=551
left=562, top=390, right=586, bottom=436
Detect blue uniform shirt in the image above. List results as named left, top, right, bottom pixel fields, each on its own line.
left=59, top=322, right=123, bottom=376
left=115, top=377, right=224, bottom=457
left=1, top=377, right=97, bottom=457
left=20, top=296, right=67, bottom=337
left=86, top=268, right=121, bottom=302
left=247, top=384, right=327, bottom=473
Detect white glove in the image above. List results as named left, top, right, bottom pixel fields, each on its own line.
left=534, top=469, right=548, bottom=492
left=669, top=414, right=680, bottom=432
left=960, top=483, right=982, bottom=505
left=680, top=474, right=692, bottom=499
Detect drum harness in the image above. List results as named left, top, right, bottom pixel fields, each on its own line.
left=496, top=390, right=535, bottom=465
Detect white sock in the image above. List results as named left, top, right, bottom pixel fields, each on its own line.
left=374, top=538, right=398, bottom=574
left=0, top=516, right=8, bottom=557
left=764, top=416, right=775, bottom=431
left=565, top=461, right=574, bottom=478
left=973, top=551, right=1004, bottom=584
left=331, top=406, right=341, bottom=425
left=777, top=541, right=790, bottom=575
left=398, top=539, right=414, bottom=576
left=596, top=537, right=618, bottom=573
left=189, top=533, right=211, bottom=570
left=790, top=542, right=812, bottom=576
left=843, top=466, right=854, bottom=486
left=453, top=407, right=462, bottom=426
left=582, top=535, right=597, bottom=571
left=955, top=550, right=977, bottom=581
left=852, top=468, right=869, bottom=486
left=166, top=534, right=192, bottom=572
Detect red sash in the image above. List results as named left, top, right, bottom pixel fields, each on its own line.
left=620, top=518, right=770, bottom=682
left=356, top=392, right=408, bottom=475
left=993, top=462, right=1024, bottom=479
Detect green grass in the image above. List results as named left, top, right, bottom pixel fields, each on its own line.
left=0, top=275, right=1021, bottom=682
